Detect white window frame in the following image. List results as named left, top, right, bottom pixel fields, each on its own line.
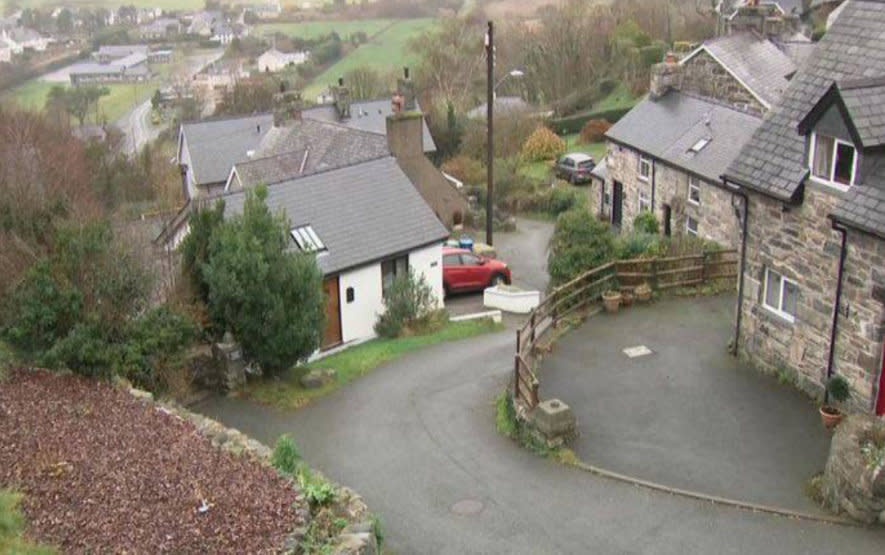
left=638, top=155, right=651, bottom=182
left=685, top=216, right=699, bottom=236
left=687, top=176, right=701, bottom=206
left=638, top=189, right=651, bottom=213
left=808, top=132, right=858, bottom=191
left=762, top=268, right=798, bottom=323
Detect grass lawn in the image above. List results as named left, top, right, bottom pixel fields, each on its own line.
left=519, top=136, right=607, bottom=181
left=302, top=18, right=437, bottom=100
left=255, top=19, right=396, bottom=41
left=592, top=81, right=639, bottom=113
left=0, top=490, right=54, bottom=554
left=245, top=317, right=503, bottom=410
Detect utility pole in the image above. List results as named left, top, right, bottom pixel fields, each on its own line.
left=485, top=21, right=494, bottom=247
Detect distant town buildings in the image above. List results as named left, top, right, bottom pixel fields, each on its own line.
left=257, top=48, right=309, bottom=72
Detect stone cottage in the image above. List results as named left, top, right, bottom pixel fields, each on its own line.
left=598, top=30, right=796, bottom=248
left=724, top=0, right=885, bottom=415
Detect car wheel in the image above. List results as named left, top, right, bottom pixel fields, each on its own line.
left=569, top=174, right=576, bottom=185
left=443, top=282, right=451, bottom=298
left=490, top=273, right=507, bottom=287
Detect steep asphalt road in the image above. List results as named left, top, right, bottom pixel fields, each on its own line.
left=116, top=50, right=223, bottom=155
left=195, top=332, right=885, bottom=554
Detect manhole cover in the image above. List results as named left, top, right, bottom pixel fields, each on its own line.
left=450, top=499, right=484, bottom=516
left=623, top=345, right=653, bottom=358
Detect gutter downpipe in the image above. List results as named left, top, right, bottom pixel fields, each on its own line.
left=825, top=220, right=848, bottom=404
left=651, top=159, right=657, bottom=212
left=727, top=178, right=749, bottom=357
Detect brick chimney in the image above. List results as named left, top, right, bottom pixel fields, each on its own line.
left=649, top=52, right=683, bottom=100
left=332, top=77, right=351, bottom=120
left=386, top=111, right=424, bottom=160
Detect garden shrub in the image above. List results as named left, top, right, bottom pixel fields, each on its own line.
left=374, top=270, right=436, bottom=338
left=633, top=211, right=659, bottom=234
left=520, top=126, right=566, bottom=162
left=441, top=155, right=485, bottom=187
left=578, top=119, right=612, bottom=144
left=615, top=232, right=663, bottom=260
left=202, top=187, right=325, bottom=374
left=548, top=209, right=616, bottom=286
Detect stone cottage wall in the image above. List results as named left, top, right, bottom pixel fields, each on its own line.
left=680, top=50, right=766, bottom=115
left=737, top=184, right=884, bottom=410
left=605, top=143, right=741, bottom=249
left=833, top=229, right=885, bottom=411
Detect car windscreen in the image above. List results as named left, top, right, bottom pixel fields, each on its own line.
left=578, top=160, right=594, bottom=169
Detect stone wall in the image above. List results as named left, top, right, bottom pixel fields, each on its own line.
left=823, top=414, right=885, bottom=524
left=737, top=184, right=885, bottom=411
left=603, top=142, right=741, bottom=249
left=680, top=50, right=766, bottom=115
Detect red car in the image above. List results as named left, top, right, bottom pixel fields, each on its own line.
left=442, top=247, right=511, bottom=295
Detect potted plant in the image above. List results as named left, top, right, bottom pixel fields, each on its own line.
left=820, top=374, right=851, bottom=430
left=602, top=289, right=622, bottom=313
left=620, top=289, right=634, bottom=307
left=635, top=282, right=652, bottom=302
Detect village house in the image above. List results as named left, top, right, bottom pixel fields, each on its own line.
left=164, top=88, right=459, bottom=349
left=598, top=28, right=796, bottom=248
left=69, top=50, right=151, bottom=85
left=138, top=18, right=182, bottom=40
left=724, top=0, right=885, bottom=415
left=177, top=72, right=463, bottom=225
left=0, top=27, right=51, bottom=55
left=257, top=48, right=309, bottom=72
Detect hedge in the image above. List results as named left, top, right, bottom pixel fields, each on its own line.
left=548, top=106, right=634, bottom=135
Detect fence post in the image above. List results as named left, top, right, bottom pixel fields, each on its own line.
left=529, top=312, right=536, bottom=345
left=651, top=258, right=658, bottom=291
left=516, top=328, right=521, bottom=357
left=514, top=355, right=520, bottom=401
left=701, top=252, right=708, bottom=284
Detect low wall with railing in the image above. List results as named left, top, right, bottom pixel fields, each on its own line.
left=513, top=250, right=738, bottom=411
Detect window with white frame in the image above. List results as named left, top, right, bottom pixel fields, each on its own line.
left=809, top=132, right=857, bottom=188
left=686, top=216, right=699, bottom=236
left=290, top=225, right=326, bottom=253
left=763, top=268, right=798, bottom=322
left=638, top=155, right=651, bottom=182
left=638, top=189, right=651, bottom=213
left=687, top=176, right=701, bottom=206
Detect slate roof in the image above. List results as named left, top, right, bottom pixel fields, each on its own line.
left=725, top=0, right=885, bottom=201
left=302, top=98, right=436, bottom=153
left=606, top=91, right=763, bottom=184
left=831, top=180, right=885, bottom=238
left=181, top=113, right=274, bottom=186
left=839, top=77, right=885, bottom=147
left=230, top=118, right=391, bottom=189
left=223, top=156, right=448, bottom=275
left=721, top=0, right=807, bottom=16
left=685, top=32, right=796, bottom=110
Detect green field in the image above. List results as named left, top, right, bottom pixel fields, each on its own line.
left=303, top=18, right=437, bottom=99
left=2, top=77, right=159, bottom=124
left=255, top=18, right=396, bottom=41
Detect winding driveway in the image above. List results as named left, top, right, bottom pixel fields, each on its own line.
left=195, top=331, right=885, bottom=553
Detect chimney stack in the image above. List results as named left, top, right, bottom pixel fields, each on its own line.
left=273, top=90, right=303, bottom=127
left=396, top=66, right=417, bottom=112
left=649, top=52, right=683, bottom=100
left=332, top=77, right=351, bottom=120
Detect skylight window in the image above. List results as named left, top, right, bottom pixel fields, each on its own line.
left=690, top=138, right=710, bottom=153
left=290, top=225, right=325, bottom=253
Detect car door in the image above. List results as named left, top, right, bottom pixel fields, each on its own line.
left=443, top=253, right=468, bottom=291
left=459, top=252, right=488, bottom=289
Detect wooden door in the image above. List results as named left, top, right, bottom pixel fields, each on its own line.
left=322, top=276, right=342, bottom=350
left=612, top=181, right=623, bottom=228
left=663, top=204, right=672, bottom=237
left=876, top=343, right=885, bottom=416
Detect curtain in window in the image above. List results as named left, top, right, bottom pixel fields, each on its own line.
left=812, top=135, right=834, bottom=180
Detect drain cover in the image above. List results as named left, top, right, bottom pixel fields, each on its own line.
left=623, top=345, right=653, bottom=358
left=450, top=499, right=484, bottom=516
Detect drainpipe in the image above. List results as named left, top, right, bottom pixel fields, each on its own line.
left=728, top=183, right=749, bottom=357
left=651, top=159, right=657, bottom=212
left=825, top=221, right=849, bottom=403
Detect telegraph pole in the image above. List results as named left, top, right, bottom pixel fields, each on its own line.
left=485, top=21, right=494, bottom=246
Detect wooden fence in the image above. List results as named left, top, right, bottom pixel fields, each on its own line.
left=513, top=250, right=738, bottom=410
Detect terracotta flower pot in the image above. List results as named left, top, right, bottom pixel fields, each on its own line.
left=819, top=406, right=844, bottom=431
left=602, top=291, right=622, bottom=313
left=621, top=291, right=634, bottom=307
left=635, top=284, right=652, bottom=302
